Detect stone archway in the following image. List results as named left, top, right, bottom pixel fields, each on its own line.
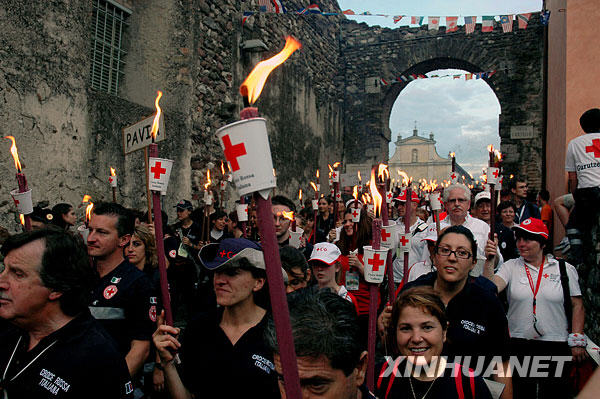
left=341, top=17, right=544, bottom=189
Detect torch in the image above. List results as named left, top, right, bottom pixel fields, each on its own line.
left=202, top=170, right=213, bottom=242
left=331, top=162, right=341, bottom=226
left=147, top=91, right=175, bottom=327
left=217, top=36, right=302, bottom=399
left=377, top=164, right=395, bottom=304
left=298, top=189, right=303, bottom=210
left=402, top=183, right=414, bottom=281
left=364, top=168, right=387, bottom=390
left=109, top=167, right=118, bottom=202
left=5, top=136, right=32, bottom=231
left=312, top=172, right=319, bottom=244
left=487, top=146, right=501, bottom=244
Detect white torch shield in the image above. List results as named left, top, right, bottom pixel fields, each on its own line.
left=335, top=192, right=342, bottom=202
left=487, top=167, right=501, bottom=185
left=429, top=192, right=442, bottom=211
left=381, top=221, right=398, bottom=250
left=312, top=200, right=319, bottom=210
left=10, top=189, right=33, bottom=215
left=236, top=204, right=249, bottom=222
left=216, top=118, right=276, bottom=198
left=220, top=180, right=227, bottom=190
left=77, top=225, right=89, bottom=243
left=398, top=233, right=412, bottom=252
left=449, top=172, right=459, bottom=184
left=148, top=158, right=174, bottom=192
left=363, top=245, right=389, bottom=284
left=367, top=204, right=374, bottom=214
left=350, top=207, right=361, bottom=223
left=289, top=230, right=302, bottom=249
left=331, top=170, right=340, bottom=183
left=316, top=184, right=321, bottom=192
left=386, top=192, right=393, bottom=204
left=109, top=175, right=118, bottom=188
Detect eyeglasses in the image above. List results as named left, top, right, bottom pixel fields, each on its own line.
left=447, top=198, right=468, bottom=204
left=435, top=246, right=472, bottom=259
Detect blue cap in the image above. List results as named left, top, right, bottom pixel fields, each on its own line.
left=174, top=200, right=193, bottom=210
left=198, top=238, right=264, bottom=270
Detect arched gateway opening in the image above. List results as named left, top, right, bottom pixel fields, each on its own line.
left=341, top=17, right=544, bottom=189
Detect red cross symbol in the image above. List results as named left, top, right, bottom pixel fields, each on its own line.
left=387, top=192, right=393, bottom=201
left=492, top=169, right=499, bottom=178
left=106, top=286, right=116, bottom=295
left=332, top=172, right=337, bottom=179
left=399, top=235, right=409, bottom=246
left=222, top=134, right=247, bottom=171
left=368, top=254, right=384, bottom=271
left=451, top=173, right=456, bottom=180
left=220, top=250, right=227, bottom=257
left=109, top=177, right=114, bottom=183
left=352, top=209, right=359, bottom=218
left=586, top=139, right=600, bottom=158
left=544, top=273, right=549, bottom=279
left=381, top=229, right=391, bottom=241
left=150, top=162, right=167, bottom=179
left=13, top=199, right=19, bottom=206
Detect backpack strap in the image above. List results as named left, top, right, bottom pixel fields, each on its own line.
left=455, top=364, right=465, bottom=399
left=558, top=258, right=573, bottom=333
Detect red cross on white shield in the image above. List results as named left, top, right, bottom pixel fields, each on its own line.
left=148, top=157, right=174, bottom=192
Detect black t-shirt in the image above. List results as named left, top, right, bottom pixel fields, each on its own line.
left=89, top=261, right=156, bottom=355
left=173, top=221, right=202, bottom=246
left=403, top=272, right=511, bottom=369
left=376, top=359, right=493, bottom=399
left=0, top=311, right=133, bottom=398
left=179, top=308, right=279, bottom=399
left=495, top=222, right=519, bottom=261
left=315, top=213, right=335, bottom=243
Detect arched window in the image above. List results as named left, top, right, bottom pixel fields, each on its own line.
left=412, top=149, right=418, bottom=163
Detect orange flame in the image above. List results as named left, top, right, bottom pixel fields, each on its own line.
left=82, top=194, right=92, bottom=203
left=299, top=189, right=303, bottom=201
left=487, top=144, right=494, bottom=153
left=353, top=185, right=358, bottom=200
left=19, top=214, right=24, bottom=226
left=85, top=202, right=94, bottom=224
left=204, top=170, right=211, bottom=190
left=450, top=152, right=456, bottom=158
left=310, top=182, right=318, bottom=192
left=369, top=169, right=382, bottom=217
left=316, top=170, right=319, bottom=179
left=397, top=170, right=409, bottom=186
left=5, top=136, right=22, bottom=172
left=327, top=164, right=333, bottom=174
left=333, top=162, right=341, bottom=168
left=221, top=161, right=226, bottom=176
left=357, top=170, right=361, bottom=182
left=378, top=164, right=389, bottom=181
left=110, top=167, right=116, bottom=176
left=282, top=210, right=295, bottom=221
left=150, top=91, right=163, bottom=140
left=240, top=36, right=302, bottom=104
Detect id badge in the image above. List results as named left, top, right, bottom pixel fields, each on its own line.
left=346, top=271, right=360, bottom=291
left=177, top=243, right=189, bottom=258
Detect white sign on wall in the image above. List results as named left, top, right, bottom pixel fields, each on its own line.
left=122, top=114, right=166, bottom=154
left=510, top=125, right=535, bottom=140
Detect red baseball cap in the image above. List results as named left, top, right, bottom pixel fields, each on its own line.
left=394, top=190, right=420, bottom=203
left=512, top=218, right=549, bottom=240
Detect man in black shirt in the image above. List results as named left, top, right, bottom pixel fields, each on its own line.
left=87, top=202, right=154, bottom=377
left=0, top=228, right=132, bottom=398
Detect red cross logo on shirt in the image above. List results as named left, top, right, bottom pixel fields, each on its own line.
left=103, top=285, right=118, bottom=299
left=368, top=254, right=384, bottom=271
left=222, top=134, right=247, bottom=171
left=492, top=169, right=499, bottom=178
left=586, top=139, right=600, bottom=158
left=399, top=235, right=409, bottom=246
left=352, top=209, right=359, bottom=218
left=544, top=273, right=549, bottom=279
left=150, top=162, right=167, bottom=179
left=381, top=229, right=391, bottom=241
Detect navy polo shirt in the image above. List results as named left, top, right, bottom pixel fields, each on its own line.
left=0, top=310, right=133, bottom=398
left=179, top=308, right=279, bottom=399
left=89, top=261, right=156, bottom=356
left=403, top=272, right=511, bottom=369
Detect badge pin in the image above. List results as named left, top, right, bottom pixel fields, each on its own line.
left=110, top=277, right=121, bottom=284
left=103, top=285, right=118, bottom=299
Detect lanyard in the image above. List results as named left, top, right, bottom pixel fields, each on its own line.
left=517, top=205, right=526, bottom=223
left=524, top=259, right=545, bottom=315
left=1, top=336, right=58, bottom=387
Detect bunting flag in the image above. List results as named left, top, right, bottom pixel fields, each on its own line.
left=482, top=16, right=495, bottom=32
left=393, top=15, right=403, bottom=24
left=272, top=0, right=286, bottom=14
left=411, top=16, right=424, bottom=25
left=258, top=0, right=273, bottom=13
left=343, top=9, right=355, bottom=15
left=307, top=4, right=322, bottom=14
left=380, top=78, right=388, bottom=86
left=500, top=15, right=513, bottom=33
left=446, top=16, right=458, bottom=32
left=517, top=13, right=532, bottom=29
left=465, top=73, right=473, bottom=80
left=464, top=16, right=476, bottom=34
left=540, top=10, right=551, bottom=25
left=428, top=16, right=440, bottom=30
left=242, top=11, right=253, bottom=26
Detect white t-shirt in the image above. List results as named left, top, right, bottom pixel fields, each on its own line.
left=565, top=132, right=600, bottom=188
left=392, top=219, right=428, bottom=282
left=406, top=259, right=436, bottom=283
left=495, top=255, right=581, bottom=342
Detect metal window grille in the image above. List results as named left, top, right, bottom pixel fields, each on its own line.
left=90, top=0, right=131, bottom=95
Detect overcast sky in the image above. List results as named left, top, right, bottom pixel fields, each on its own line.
left=337, top=0, right=542, bottom=176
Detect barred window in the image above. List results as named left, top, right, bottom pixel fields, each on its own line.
left=90, top=0, right=131, bottom=95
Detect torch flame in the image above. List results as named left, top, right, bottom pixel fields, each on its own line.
left=299, top=189, right=303, bottom=202
left=220, top=161, right=225, bottom=176
left=333, top=162, right=341, bottom=168
left=240, top=36, right=302, bottom=105
left=377, top=164, right=389, bottom=181
left=450, top=152, right=455, bottom=158
left=19, top=214, right=24, bottom=226
left=150, top=91, right=163, bottom=140
left=353, top=186, right=358, bottom=200
left=369, top=169, right=382, bottom=217
left=310, top=182, right=318, bottom=192
left=316, top=170, right=319, bottom=179
left=487, top=144, right=494, bottom=153
left=110, top=167, right=116, bottom=176
left=85, top=202, right=94, bottom=224
left=357, top=170, right=361, bottom=182
left=204, top=170, right=212, bottom=190
left=282, top=211, right=295, bottom=221
left=82, top=195, right=92, bottom=203
left=5, top=136, right=22, bottom=172
left=327, top=164, right=333, bottom=174
left=397, top=170, right=410, bottom=186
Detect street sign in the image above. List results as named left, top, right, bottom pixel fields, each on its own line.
left=122, top=114, right=165, bottom=154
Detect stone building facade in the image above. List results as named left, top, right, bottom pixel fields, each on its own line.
left=389, top=125, right=472, bottom=185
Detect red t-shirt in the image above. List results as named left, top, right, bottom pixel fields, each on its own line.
left=339, top=254, right=380, bottom=316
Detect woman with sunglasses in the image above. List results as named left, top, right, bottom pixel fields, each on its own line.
left=483, top=218, right=585, bottom=398
left=380, top=225, right=512, bottom=398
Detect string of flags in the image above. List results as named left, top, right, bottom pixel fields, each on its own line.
left=378, top=70, right=497, bottom=87
left=243, top=2, right=550, bottom=32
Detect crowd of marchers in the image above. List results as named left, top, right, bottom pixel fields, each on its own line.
left=1, top=108, right=599, bottom=399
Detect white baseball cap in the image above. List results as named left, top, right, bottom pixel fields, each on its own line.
left=474, top=191, right=491, bottom=204
left=309, top=242, right=341, bottom=266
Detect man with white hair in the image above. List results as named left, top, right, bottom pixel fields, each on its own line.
left=421, top=184, right=499, bottom=275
